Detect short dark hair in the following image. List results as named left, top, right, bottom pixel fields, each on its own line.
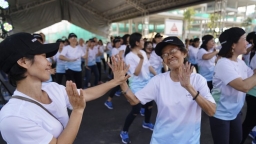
left=8, top=55, right=35, bottom=87
left=122, top=34, right=130, bottom=45
left=129, top=32, right=142, bottom=48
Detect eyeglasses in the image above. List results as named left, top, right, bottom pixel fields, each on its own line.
left=161, top=48, right=179, bottom=58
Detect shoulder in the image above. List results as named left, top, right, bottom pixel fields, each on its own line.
left=190, top=73, right=207, bottom=84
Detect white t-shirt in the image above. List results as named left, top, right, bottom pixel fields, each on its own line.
left=78, top=44, right=86, bottom=54
left=111, top=47, right=121, bottom=57
left=53, top=51, right=66, bottom=73
left=188, top=46, right=199, bottom=65
left=60, top=45, right=84, bottom=71
left=0, top=82, right=73, bottom=144
left=107, top=43, right=113, bottom=55
left=149, top=51, right=163, bottom=74
left=212, top=58, right=253, bottom=120
left=119, top=45, right=127, bottom=58
left=135, top=72, right=215, bottom=144
left=87, top=48, right=97, bottom=66
left=125, top=50, right=151, bottom=93
left=197, top=48, right=216, bottom=81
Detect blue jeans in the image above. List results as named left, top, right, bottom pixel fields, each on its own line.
left=85, top=65, right=99, bottom=88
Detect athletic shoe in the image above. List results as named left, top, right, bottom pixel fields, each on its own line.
left=104, top=101, right=113, bottom=109
left=142, top=121, right=154, bottom=131
left=250, top=131, right=256, bottom=139
left=115, top=91, right=121, bottom=97
left=120, top=131, right=131, bottom=144
left=140, top=108, right=145, bottom=116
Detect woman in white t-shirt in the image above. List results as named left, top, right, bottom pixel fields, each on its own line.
left=210, top=27, right=256, bottom=144
left=197, top=35, right=218, bottom=90
left=84, top=39, right=101, bottom=88
left=53, top=39, right=66, bottom=85
left=0, top=32, right=128, bottom=144
left=115, top=36, right=216, bottom=144
left=188, top=38, right=200, bottom=72
left=119, top=32, right=157, bottom=144
left=59, top=33, right=85, bottom=88
left=242, top=31, right=254, bottom=66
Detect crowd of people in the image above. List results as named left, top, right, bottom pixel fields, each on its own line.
left=0, top=28, right=256, bottom=144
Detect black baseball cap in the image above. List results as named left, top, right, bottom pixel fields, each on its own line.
left=218, top=27, right=245, bottom=57
left=68, top=33, right=77, bottom=39
left=89, top=38, right=95, bottom=42
left=0, top=32, right=59, bottom=73
left=32, top=34, right=43, bottom=42
left=113, top=38, right=121, bottom=43
left=155, top=36, right=185, bottom=56
left=56, top=39, right=64, bottom=43
left=154, top=33, right=163, bottom=38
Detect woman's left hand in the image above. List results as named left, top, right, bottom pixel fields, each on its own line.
left=179, top=62, right=194, bottom=89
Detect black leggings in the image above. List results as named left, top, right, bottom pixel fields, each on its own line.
left=108, top=58, right=112, bottom=75
left=241, top=95, right=256, bottom=144
left=108, top=85, right=120, bottom=98
left=65, top=69, right=82, bottom=89
left=123, top=101, right=153, bottom=132
left=207, top=81, right=213, bottom=91
left=55, top=73, right=65, bottom=85
left=209, top=113, right=242, bottom=144
left=191, top=64, right=198, bottom=73
left=101, top=58, right=107, bottom=71
left=96, top=62, right=102, bottom=81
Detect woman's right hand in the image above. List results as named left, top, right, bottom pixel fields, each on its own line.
left=66, top=81, right=86, bottom=113
left=137, top=53, right=144, bottom=60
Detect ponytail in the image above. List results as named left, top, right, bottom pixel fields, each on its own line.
left=124, top=45, right=131, bottom=57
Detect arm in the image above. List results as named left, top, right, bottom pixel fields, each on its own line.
left=185, top=85, right=216, bottom=116
left=245, top=45, right=253, bottom=55
left=120, top=82, right=140, bottom=105
left=202, top=51, right=218, bottom=60
left=134, top=59, right=143, bottom=76
left=228, top=75, right=256, bottom=93
left=59, top=55, right=76, bottom=62
left=96, top=47, right=102, bottom=56
left=149, top=66, right=157, bottom=76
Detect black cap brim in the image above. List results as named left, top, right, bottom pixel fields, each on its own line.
left=29, top=43, right=59, bottom=58
left=155, top=42, right=183, bottom=56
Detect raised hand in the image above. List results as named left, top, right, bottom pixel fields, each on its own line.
left=108, top=55, right=130, bottom=85
left=137, top=53, right=144, bottom=59
left=178, top=62, right=194, bottom=88
left=65, top=81, right=86, bottom=113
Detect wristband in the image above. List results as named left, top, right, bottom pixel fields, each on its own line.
left=121, top=88, right=129, bottom=95
left=193, top=91, right=200, bottom=100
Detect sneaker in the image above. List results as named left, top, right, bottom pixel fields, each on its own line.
left=115, top=91, right=121, bottom=97
left=104, top=101, right=113, bottom=109
left=120, top=131, right=131, bottom=144
left=140, top=108, right=145, bottom=116
left=250, top=131, right=256, bottom=139
left=142, top=121, right=154, bottom=131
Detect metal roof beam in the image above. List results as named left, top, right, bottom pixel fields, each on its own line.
left=101, top=3, right=128, bottom=15
left=10, top=0, right=56, bottom=15
left=83, top=0, right=95, bottom=6
left=68, top=0, right=109, bottom=22
left=125, top=0, right=148, bottom=13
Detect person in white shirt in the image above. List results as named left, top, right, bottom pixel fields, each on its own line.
left=152, top=33, right=163, bottom=48
left=243, top=31, right=254, bottom=66
left=59, top=33, right=85, bottom=89
left=99, top=40, right=107, bottom=73
left=104, top=37, right=123, bottom=109
left=0, top=32, right=129, bottom=144
left=119, top=32, right=157, bottom=144
left=210, top=27, right=256, bottom=144
left=106, top=36, right=114, bottom=77
left=188, top=38, right=200, bottom=72
left=53, top=39, right=66, bottom=85
left=120, top=34, right=130, bottom=58
left=116, top=36, right=216, bottom=144
left=197, top=35, right=218, bottom=90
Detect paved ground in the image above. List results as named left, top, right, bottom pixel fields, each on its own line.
left=0, top=68, right=253, bottom=144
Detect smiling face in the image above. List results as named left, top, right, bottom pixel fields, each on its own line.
left=232, top=34, right=248, bottom=55
left=145, top=43, right=153, bottom=53
left=18, top=54, right=52, bottom=82
left=206, top=38, right=215, bottom=50
left=161, top=44, right=187, bottom=70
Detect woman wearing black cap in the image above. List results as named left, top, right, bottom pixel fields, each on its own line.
left=210, top=27, right=256, bottom=144
left=53, top=39, right=66, bottom=85
left=59, top=33, right=85, bottom=88
left=114, top=35, right=216, bottom=144
left=197, top=35, right=218, bottom=90
left=0, top=32, right=128, bottom=144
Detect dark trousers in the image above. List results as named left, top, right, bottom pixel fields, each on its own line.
left=191, top=64, right=199, bottom=73
left=209, top=114, right=242, bottom=144
left=85, top=65, right=99, bottom=88
left=55, top=73, right=65, bottom=85
left=96, top=62, right=102, bottom=81
left=101, top=58, right=107, bottom=71
left=241, top=95, right=256, bottom=144
left=109, top=85, right=120, bottom=98
left=207, top=81, right=213, bottom=91
left=123, top=101, right=153, bottom=132
left=65, top=69, right=82, bottom=89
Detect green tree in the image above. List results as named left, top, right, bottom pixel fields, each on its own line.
left=242, top=17, right=252, bottom=32
left=207, top=13, right=219, bottom=35
left=183, top=8, right=195, bottom=37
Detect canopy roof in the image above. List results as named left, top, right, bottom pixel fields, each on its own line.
left=4, top=0, right=213, bottom=37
